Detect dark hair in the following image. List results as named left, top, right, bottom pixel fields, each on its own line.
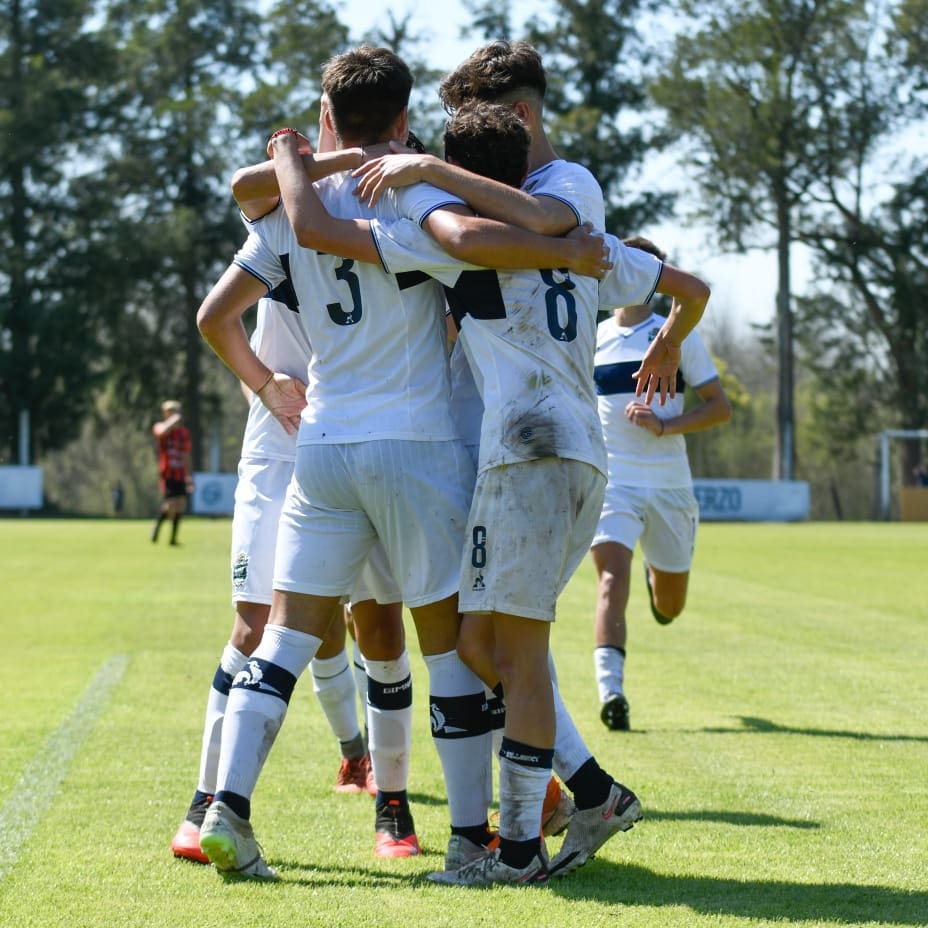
left=321, top=46, right=413, bottom=143
left=622, top=236, right=667, bottom=262
left=404, top=130, right=428, bottom=154
left=439, top=41, right=546, bottom=113
left=443, top=102, right=530, bottom=187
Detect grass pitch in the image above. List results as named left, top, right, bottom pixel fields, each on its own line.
left=0, top=518, right=925, bottom=927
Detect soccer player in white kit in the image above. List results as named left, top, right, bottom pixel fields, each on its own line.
left=171, top=279, right=409, bottom=862
left=591, top=237, right=732, bottom=732
left=354, top=41, right=711, bottom=883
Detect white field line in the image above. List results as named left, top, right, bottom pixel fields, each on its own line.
left=0, top=654, right=129, bottom=881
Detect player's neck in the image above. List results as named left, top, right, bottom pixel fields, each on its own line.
left=526, top=131, right=559, bottom=174
left=614, top=304, right=651, bottom=327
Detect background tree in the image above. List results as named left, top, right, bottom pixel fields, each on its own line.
left=651, top=0, right=884, bottom=482
left=0, top=0, right=120, bottom=464
left=101, top=0, right=263, bottom=471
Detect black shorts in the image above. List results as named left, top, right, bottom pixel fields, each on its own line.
left=163, top=478, right=189, bottom=500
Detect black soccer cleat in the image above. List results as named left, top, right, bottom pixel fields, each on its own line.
left=600, top=695, right=631, bottom=731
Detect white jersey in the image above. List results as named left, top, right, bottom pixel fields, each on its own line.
left=594, top=311, right=719, bottom=488
left=233, top=174, right=465, bottom=444
left=240, top=295, right=312, bottom=462
left=371, top=202, right=662, bottom=476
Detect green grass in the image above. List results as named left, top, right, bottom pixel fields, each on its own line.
left=1, top=519, right=926, bottom=927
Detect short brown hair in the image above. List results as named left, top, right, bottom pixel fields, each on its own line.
left=321, top=46, right=413, bottom=143
left=443, top=102, right=530, bottom=188
left=439, top=41, right=547, bottom=113
left=622, top=236, right=667, bottom=262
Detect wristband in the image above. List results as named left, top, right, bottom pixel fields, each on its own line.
left=255, top=371, right=274, bottom=394
left=269, top=127, right=299, bottom=142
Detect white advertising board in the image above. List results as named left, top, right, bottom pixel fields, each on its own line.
left=190, top=472, right=237, bottom=516
left=693, top=479, right=810, bottom=522
left=0, top=466, right=43, bottom=509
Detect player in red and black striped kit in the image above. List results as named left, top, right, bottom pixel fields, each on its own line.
left=151, top=400, right=193, bottom=545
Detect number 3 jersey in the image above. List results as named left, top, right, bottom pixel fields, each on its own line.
left=371, top=161, right=663, bottom=477
left=233, top=173, right=464, bottom=445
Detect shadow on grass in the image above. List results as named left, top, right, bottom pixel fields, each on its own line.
left=645, top=809, right=819, bottom=829
left=700, top=715, right=928, bottom=743
left=550, top=862, right=927, bottom=925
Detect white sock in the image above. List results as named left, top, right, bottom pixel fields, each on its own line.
left=365, top=650, right=412, bottom=792
left=217, top=625, right=321, bottom=800
left=311, top=649, right=361, bottom=747
left=549, top=651, right=593, bottom=783
left=423, top=650, right=493, bottom=828
left=196, top=643, right=247, bottom=795
left=498, top=755, right=550, bottom=842
left=351, top=639, right=369, bottom=734
left=594, top=645, right=625, bottom=704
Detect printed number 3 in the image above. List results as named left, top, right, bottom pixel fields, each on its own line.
left=327, top=258, right=363, bottom=326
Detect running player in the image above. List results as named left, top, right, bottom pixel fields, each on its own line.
left=592, top=236, right=732, bottom=731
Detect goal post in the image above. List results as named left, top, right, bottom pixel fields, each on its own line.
left=878, top=429, right=928, bottom=520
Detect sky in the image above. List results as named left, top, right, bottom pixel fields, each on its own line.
left=335, top=0, right=798, bottom=332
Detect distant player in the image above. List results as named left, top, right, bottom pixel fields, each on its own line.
left=151, top=400, right=192, bottom=545
left=591, top=237, right=732, bottom=731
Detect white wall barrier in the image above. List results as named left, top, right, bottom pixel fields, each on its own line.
left=693, top=478, right=810, bottom=522
left=190, top=472, right=238, bottom=516
left=0, top=466, right=43, bottom=509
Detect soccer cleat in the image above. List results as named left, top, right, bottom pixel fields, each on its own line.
left=644, top=563, right=674, bottom=624
left=600, top=694, right=631, bottom=731
left=548, top=782, right=642, bottom=878
left=444, top=832, right=500, bottom=870
left=374, top=799, right=420, bottom=857
left=428, top=848, right=548, bottom=886
left=171, top=794, right=212, bottom=864
left=335, top=753, right=377, bottom=795
left=199, top=801, right=278, bottom=880
left=172, top=820, right=210, bottom=864
left=541, top=776, right=575, bottom=836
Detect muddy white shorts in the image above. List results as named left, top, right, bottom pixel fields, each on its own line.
left=458, top=458, right=605, bottom=621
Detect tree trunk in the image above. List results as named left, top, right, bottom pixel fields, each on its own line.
left=775, top=193, right=795, bottom=481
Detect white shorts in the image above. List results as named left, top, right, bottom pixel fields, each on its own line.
left=592, top=484, right=699, bottom=573
left=459, top=458, right=605, bottom=621
left=352, top=541, right=403, bottom=605
left=230, top=457, right=293, bottom=605
left=274, top=439, right=475, bottom=608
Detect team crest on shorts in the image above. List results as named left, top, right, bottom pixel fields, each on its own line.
left=232, top=551, right=249, bottom=591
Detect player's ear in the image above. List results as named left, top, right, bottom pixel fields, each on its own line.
left=391, top=106, right=409, bottom=144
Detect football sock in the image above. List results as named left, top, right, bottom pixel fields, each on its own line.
left=564, top=757, right=613, bottom=811
left=196, top=642, right=248, bottom=795
left=311, top=649, right=362, bottom=749
left=548, top=651, right=594, bottom=783
left=424, top=650, right=493, bottom=829
left=365, top=650, right=413, bottom=792
left=498, top=739, right=552, bottom=852
left=594, top=645, right=626, bottom=704
left=216, top=625, right=321, bottom=804
left=169, top=515, right=181, bottom=544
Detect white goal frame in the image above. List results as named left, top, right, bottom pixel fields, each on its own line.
left=878, top=429, right=928, bottom=520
